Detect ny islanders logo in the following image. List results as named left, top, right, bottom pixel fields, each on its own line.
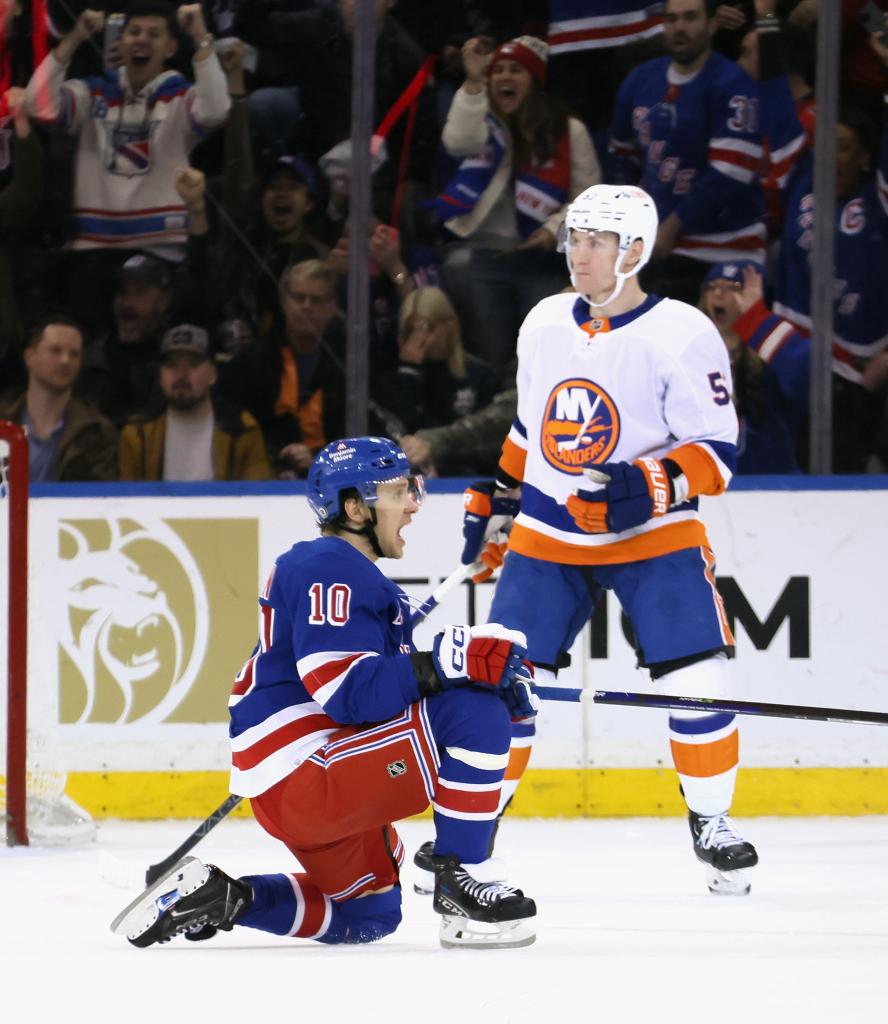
left=541, top=378, right=620, bottom=474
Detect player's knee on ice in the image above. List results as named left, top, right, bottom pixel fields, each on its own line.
left=317, top=888, right=402, bottom=945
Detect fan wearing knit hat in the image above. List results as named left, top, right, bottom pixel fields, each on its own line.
left=430, top=36, right=601, bottom=368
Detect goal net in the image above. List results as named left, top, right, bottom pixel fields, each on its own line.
left=1, top=420, right=95, bottom=846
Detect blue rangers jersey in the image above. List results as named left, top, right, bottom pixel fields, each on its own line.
left=609, top=52, right=766, bottom=263
left=774, top=118, right=888, bottom=385
left=548, top=1, right=664, bottom=54
left=229, top=536, right=420, bottom=797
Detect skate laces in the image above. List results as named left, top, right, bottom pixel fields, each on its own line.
left=697, top=814, right=744, bottom=851
left=455, top=870, right=519, bottom=905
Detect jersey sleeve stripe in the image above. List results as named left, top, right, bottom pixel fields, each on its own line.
left=297, top=651, right=379, bottom=706
left=499, top=434, right=527, bottom=483
left=757, top=320, right=796, bottom=363
left=668, top=442, right=733, bottom=495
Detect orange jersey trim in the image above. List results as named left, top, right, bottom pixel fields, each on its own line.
left=499, top=436, right=527, bottom=484
left=670, top=730, right=739, bottom=778
left=669, top=443, right=727, bottom=497
left=509, top=519, right=710, bottom=565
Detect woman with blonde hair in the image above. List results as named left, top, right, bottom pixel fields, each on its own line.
left=430, top=35, right=600, bottom=368
left=371, top=286, right=499, bottom=446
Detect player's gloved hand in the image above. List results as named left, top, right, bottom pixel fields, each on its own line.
left=461, top=481, right=520, bottom=579
left=500, top=661, right=540, bottom=719
left=471, top=531, right=509, bottom=584
left=566, top=458, right=674, bottom=535
left=431, top=623, right=528, bottom=692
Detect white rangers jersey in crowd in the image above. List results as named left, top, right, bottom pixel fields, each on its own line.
left=498, top=292, right=738, bottom=565
left=25, top=52, right=229, bottom=252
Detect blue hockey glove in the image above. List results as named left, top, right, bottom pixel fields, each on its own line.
left=566, top=458, right=674, bottom=535
left=431, top=624, right=528, bottom=692
left=461, top=481, right=520, bottom=579
left=500, top=662, right=540, bottom=720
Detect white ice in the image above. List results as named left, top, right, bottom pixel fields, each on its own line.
left=3, top=817, right=887, bottom=1024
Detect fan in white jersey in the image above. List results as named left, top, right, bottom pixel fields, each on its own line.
left=417, top=184, right=760, bottom=897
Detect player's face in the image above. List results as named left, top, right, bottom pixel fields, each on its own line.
left=370, top=477, right=423, bottom=559
left=488, top=60, right=534, bottom=117
left=701, top=278, right=742, bottom=332
left=568, top=229, right=622, bottom=302
left=663, top=0, right=713, bottom=68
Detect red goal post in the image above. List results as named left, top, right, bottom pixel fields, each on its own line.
left=0, top=420, right=29, bottom=846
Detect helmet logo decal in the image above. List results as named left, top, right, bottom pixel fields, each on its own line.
left=540, top=378, right=620, bottom=474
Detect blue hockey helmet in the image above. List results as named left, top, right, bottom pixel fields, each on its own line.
left=307, top=437, right=423, bottom=526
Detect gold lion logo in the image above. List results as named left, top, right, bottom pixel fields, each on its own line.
left=58, top=518, right=209, bottom=724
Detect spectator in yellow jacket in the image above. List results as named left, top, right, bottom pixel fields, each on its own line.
left=118, top=324, right=270, bottom=481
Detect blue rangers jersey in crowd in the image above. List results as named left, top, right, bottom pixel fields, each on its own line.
left=228, top=536, right=420, bottom=798
left=609, top=52, right=766, bottom=263
left=548, top=1, right=664, bottom=54
left=774, top=117, right=888, bottom=386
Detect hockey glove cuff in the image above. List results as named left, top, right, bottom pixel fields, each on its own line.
left=566, top=457, right=677, bottom=535
left=461, top=481, right=520, bottom=565
left=430, top=624, right=528, bottom=695
left=500, top=661, right=540, bottom=719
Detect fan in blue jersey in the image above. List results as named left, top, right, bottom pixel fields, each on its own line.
left=608, top=0, right=765, bottom=305
left=111, top=436, right=540, bottom=951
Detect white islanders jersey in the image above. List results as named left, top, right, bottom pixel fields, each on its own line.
left=499, top=292, right=738, bottom=565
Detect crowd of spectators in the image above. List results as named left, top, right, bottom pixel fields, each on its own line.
left=1, top=0, right=887, bottom=482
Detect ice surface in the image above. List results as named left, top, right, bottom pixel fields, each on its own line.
left=3, top=817, right=886, bottom=1024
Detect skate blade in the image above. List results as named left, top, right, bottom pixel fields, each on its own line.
left=438, top=914, right=536, bottom=950
left=705, top=865, right=751, bottom=896
left=413, top=866, right=435, bottom=896
left=110, top=856, right=208, bottom=939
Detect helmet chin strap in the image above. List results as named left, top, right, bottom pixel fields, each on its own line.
left=338, top=507, right=385, bottom=558
left=569, top=245, right=640, bottom=311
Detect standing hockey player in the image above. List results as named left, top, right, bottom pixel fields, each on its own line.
left=422, top=184, right=758, bottom=896
left=112, top=437, right=538, bottom=949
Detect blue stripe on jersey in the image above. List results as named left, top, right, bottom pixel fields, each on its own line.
left=571, top=293, right=663, bottom=330
left=523, top=481, right=699, bottom=535
left=669, top=711, right=735, bottom=735
left=512, top=417, right=527, bottom=439
left=74, top=211, right=186, bottom=238
left=707, top=440, right=737, bottom=474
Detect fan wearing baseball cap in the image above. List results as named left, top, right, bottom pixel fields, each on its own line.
left=117, top=324, right=270, bottom=481
left=429, top=35, right=601, bottom=369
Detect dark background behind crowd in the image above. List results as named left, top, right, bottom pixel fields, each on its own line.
left=0, top=0, right=887, bottom=483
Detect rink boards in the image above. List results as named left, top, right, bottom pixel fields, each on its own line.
left=6, top=477, right=888, bottom=817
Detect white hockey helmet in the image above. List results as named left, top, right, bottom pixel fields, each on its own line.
left=559, top=185, right=659, bottom=307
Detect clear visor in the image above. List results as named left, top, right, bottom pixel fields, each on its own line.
left=558, top=224, right=622, bottom=254
left=367, top=474, right=426, bottom=508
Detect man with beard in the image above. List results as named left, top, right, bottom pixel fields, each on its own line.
left=78, top=253, right=172, bottom=426
left=0, top=315, right=117, bottom=481
left=117, top=323, right=269, bottom=480
left=609, top=0, right=765, bottom=304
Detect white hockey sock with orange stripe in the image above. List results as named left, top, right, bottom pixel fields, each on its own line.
left=658, top=655, right=739, bottom=817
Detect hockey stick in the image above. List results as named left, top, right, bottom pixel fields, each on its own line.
left=533, top=686, right=888, bottom=726
left=143, top=563, right=481, bottom=884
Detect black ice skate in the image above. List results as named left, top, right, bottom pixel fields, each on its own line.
left=689, top=811, right=759, bottom=896
left=110, top=856, right=253, bottom=947
left=433, top=856, right=536, bottom=949
left=414, top=798, right=511, bottom=895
